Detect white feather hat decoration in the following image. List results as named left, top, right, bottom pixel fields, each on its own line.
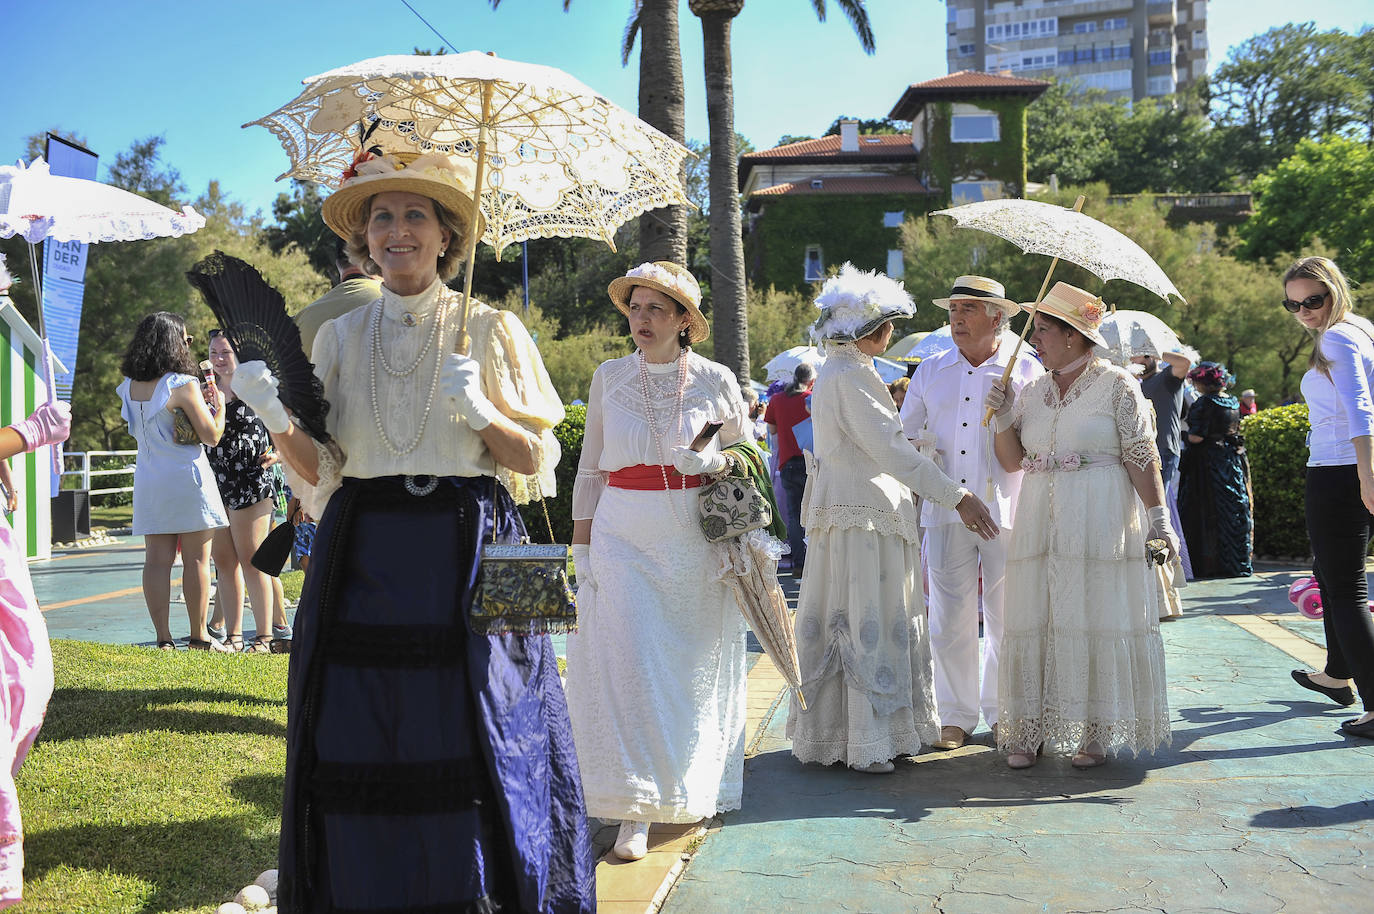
left=810, top=262, right=916, bottom=343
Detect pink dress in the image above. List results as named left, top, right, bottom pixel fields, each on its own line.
left=0, top=521, right=52, bottom=908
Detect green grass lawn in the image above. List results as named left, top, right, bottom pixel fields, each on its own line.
left=19, top=640, right=288, bottom=913
left=90, top=503, right=133, bottom=530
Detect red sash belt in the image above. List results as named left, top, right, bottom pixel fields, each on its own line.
left=608, top=464, right=704, bottom=490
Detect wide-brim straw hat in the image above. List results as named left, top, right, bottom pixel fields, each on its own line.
left=608, top=262, right=709, bottom=344
left=1021, top=281, right=1110, bottom=349
left=811, top=263, right=916, bottom=343
left=321, top=151, right=484, bottom=241
left=932, top=274, right=1018, bottom=318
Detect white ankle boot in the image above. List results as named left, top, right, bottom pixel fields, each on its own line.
left=613, top=819, right=650, bottom=860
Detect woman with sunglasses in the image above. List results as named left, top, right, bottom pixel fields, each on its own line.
left=1284, top=257, right=1374, bottom=739
left=203, top=330, right=280, bottom=653
left=116, top=313, right=230, bottom=651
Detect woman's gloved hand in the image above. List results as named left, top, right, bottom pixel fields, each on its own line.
left=572, top=544, right=595, bottom=594
left=1146, top=505, right=1180, bottom=562
left=9, top=401, right=72, bottom=451
left=670, top=444, right=727, bottom=477
left=984, top=380, right=1016, bottom=432
left=439, top=354, right=501, bottom=430
left=234, top=361, right=290, bottom=433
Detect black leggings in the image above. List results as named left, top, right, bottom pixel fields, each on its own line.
left=1305, top=464, right=1374, bottom=711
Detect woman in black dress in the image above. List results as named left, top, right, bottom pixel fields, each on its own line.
left=205, top=330, right=280, bottom=652
left=1178, top=361, right=1252, bottom=578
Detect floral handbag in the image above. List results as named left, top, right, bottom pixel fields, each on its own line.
left=698, top=471, right=772, bottom=543
left=470, top=486, right=577, bottom=637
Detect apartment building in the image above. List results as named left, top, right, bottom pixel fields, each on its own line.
left=945, top=0, right=1209, bottom=101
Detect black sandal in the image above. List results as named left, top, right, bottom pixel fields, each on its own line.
left=187, top=638, right=233, bottom=653
left=224, top=634, right=244, bottom=652
left=156, top=640, right=177, bottom=652
left=245, top=636, right=273, bottom=654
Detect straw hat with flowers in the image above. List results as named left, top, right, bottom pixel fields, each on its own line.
left=608, top=262, right=710, bottom=344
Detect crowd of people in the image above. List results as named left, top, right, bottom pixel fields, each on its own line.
left=4, top=134, right=1372, bottom=908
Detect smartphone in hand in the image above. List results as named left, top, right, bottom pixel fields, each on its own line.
left=689, top=421, right=724, bottom=452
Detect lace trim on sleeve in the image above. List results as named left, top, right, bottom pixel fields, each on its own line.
left=280, top=426, right=346, bottom=519
left=572, top=469, right=608, bottom=521
left=496, top=422, right=561, bottom=506
left=1114, top=373, right=1160, bottom=470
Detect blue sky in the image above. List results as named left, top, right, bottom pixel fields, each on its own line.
left=8, top=0, right=1370, bottom=217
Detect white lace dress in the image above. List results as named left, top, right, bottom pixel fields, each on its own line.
left=565, top=351, right=750, bottom=823
left=786, top=344, right=968, bottom=768
left=998, top=359, right=1172, bottom=756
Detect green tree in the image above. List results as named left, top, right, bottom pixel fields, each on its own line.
left=822, top=116, right=904, bottom=136
left=1211, top=23, right=1363, bottom=181
left=262, top=181, right=336, bottom=281
left=687, top=0, right=875, bottom=384
left=1238, top=135, right=1374, bottom=283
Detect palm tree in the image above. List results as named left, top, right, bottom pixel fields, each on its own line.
left=491, top=1, right=689, bottom=266
left=687, top=0, right=874, bottom=382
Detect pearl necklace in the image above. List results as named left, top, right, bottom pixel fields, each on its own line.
left=638, top=347, right=691, bottom=528
left=368, top=289, right=451, bottom=456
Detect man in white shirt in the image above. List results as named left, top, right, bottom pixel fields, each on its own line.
left=899, top=275, right=1044, bottom=749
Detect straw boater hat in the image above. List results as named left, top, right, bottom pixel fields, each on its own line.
left=608, top=262, right=710, bottom=344
left=321, top=150, right=484, bottom=241
left=932, top=274, right=1018, bottom=318
left=811, top=263, right=915, bottom=343
left=1022, top=281, right=1110, bottom=349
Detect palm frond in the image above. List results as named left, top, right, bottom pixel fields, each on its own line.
left=813, top=0, right=876, bottom=54
left=621, top=1, right=644, bottom=66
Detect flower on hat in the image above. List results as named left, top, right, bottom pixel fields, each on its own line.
left=1079, top=300, right=1104, bottom=325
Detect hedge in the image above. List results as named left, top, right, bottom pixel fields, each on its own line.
left=1242, top=403, right=1310, bottom=558
left=518, top=404, right=585, bottom=545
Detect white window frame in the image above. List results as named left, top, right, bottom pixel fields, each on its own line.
left=804, top=245, right=825, bottom=282
left=951, top=114, right=1000, bottom=143
left=950, top=181, right=1003, bottom=205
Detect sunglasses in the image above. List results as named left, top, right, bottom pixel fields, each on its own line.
left=184, top=335, right=195, bottom=344
left=1282, top=292, right=1329, bottom=313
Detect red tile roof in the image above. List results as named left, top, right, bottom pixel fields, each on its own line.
left=742, top=133, right=916, bottom=162
left=747, top=175, right=932, bottom=199
left=889, top=69, right=1050, bottom=119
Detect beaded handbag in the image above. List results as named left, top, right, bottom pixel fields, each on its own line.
left=170, top=407, right=200, bottom=446
left=698, top=471, right=771, bottom=543
left=470, top=486, right=577, bottom=636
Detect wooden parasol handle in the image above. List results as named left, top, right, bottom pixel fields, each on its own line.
left=982, top=194, right=1086, bottom=427
left=456, top=76, right=496, bottom=356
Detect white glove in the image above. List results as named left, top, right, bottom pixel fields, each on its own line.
left=670, top=444, right=727, bottom=476
left=439, top=354, right=501, bottom=431
left=1146, top=505, right=1180, bottom=562
left=234, top=360, right=290, bottom=433
left=984, top=380, right=1016, bottom=433
left=572, top=544, right=595, bottom=594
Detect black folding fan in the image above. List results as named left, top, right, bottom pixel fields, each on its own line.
left=186, top=251, right=331, bottom=444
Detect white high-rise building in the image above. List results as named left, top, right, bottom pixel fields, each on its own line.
left=945, top=0, right=1209, bottom=101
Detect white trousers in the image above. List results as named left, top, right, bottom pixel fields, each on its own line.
left=925, top=522, right=1007, bottom=733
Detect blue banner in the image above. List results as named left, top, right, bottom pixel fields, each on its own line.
left=41, top=136, right=98, bottom=401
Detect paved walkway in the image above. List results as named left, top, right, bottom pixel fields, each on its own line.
left=29, top=541, right=1374, bottom=911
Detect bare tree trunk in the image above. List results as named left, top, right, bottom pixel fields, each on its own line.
left=637, top=0, right=688, bottom=265
left=697, top=10, right=750, bottom=383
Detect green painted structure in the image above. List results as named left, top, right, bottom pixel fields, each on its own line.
left=740, top=71, right=1049, bottom=292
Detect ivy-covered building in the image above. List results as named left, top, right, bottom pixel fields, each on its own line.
left=740, top=70, right=1049, bottom=292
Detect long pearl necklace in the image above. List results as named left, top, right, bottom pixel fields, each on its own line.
left=638, top=347, right=691, bottom=528
left=368, top=288, right=451, bottom=456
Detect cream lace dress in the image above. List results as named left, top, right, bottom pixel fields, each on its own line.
left=998, top=359, right=1172, bottom=756
left=565, top=350, right=751, bottom=824
left=786, top=343, right=968, bottom=768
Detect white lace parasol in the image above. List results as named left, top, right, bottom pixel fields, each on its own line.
left=247, top=52, right=693, bottom=260
left=1100, top=309, right=1184, bottom=365
left=933, top=198, right=1184, bottom=303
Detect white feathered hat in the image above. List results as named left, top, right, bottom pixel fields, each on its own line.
left=810, top=263, right=916, bottom=343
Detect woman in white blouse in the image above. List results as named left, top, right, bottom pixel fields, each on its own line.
left=787, top=264, right=997, bottom=774
left=1282, top=257, right=1374, bottom=739
left=567, top=261, right=751, bottom=861
left=234, top=152, right=594, bottom=913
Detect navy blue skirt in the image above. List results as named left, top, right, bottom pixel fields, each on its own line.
left=278, top=476, right=595, bottom=913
